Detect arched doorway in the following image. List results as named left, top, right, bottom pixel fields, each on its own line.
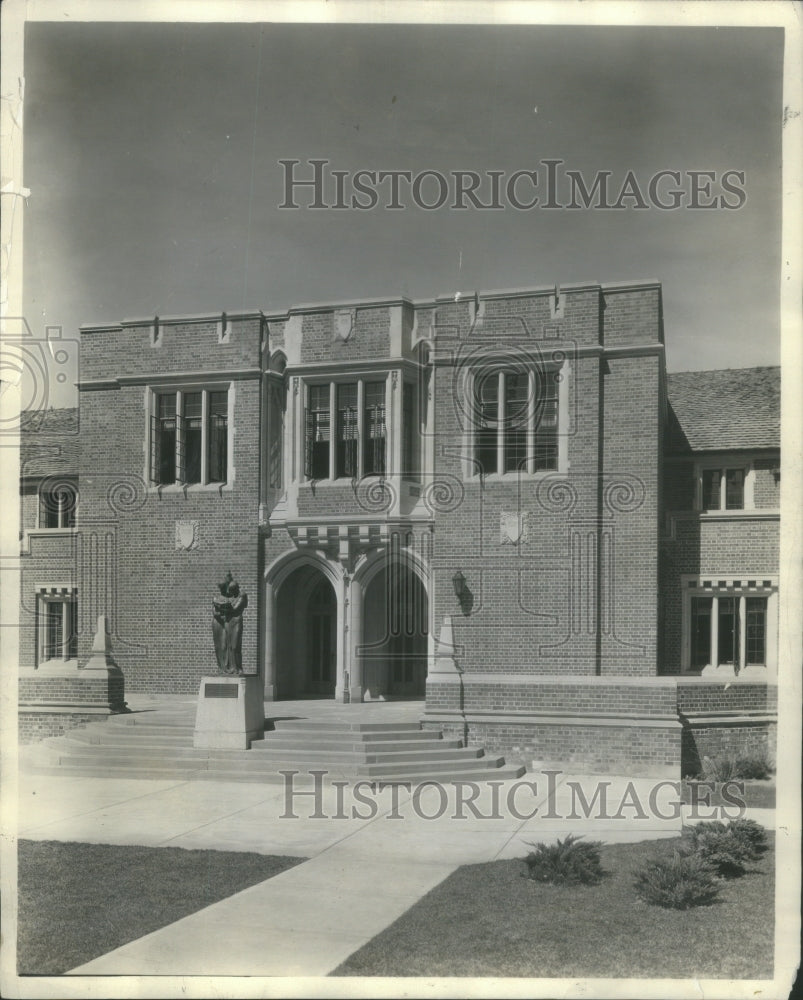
left=275, top=565, right=337, bottom=699
left=361, top=562, right=428, bottom=700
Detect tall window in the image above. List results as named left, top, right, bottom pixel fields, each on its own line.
left=151, top=388, right=229, bottom=486
left=306, top=384, right=331, bottom=480
left=304, top=380, right=387, bottom=480
left=473, top=367, right=558, bottom=476
left=337, top=383, right=358, bottom=478
left=38, top=592, right=78, bottom=664
left=39, top=481, right=77, bottom=528
left=402, top=381, right=419, bottom=478
left=701, top=467, right=745, bottom=510
left=363, top=381, right=386, bottom=476
left=267, top=382, right=284, bottom=490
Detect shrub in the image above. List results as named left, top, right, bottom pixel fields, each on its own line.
left=700, top=756, right=737, bottom=782
left=634, top=849, right=720, bottom=909
left=523, top=834, right=604, bottom=886
left=727, top=818, right=769, bottom=858
left=733, top=755, right=773, bottom=780
left=682, top=821, right=755, bottom=877
left=699, top=754, right=774, bottom=782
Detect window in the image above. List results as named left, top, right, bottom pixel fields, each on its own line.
left=402, top=381, right=419, bottom=478
left=701, top=467, right=745, bottom=510
left=39, top=481, right=77, bottom=528
left=363, top=382, right=386, bottom=476
left=306, top=384, right=331, bottom=480
left=150, top=388, right=229, bottom=486
left=37, top=591, right=78, bottom=664
left=685, top=581, right=771, bottom=672
left=473, top=367, right=559, bottom=476
left=304, top=380, right=388, bottom=481
left=337, top=383, right=358, bottom=478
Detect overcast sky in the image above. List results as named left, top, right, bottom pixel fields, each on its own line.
left=22, top=22, right=783, bottom=406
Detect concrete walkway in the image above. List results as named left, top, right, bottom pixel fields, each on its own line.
left=18, top=765, right=690, bottom=977
left=16, top=696, right=774, bottom=977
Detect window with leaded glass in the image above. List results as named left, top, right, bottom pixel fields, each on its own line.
left=746, top=597, right=767, bottom=665
left=363, top=381, right=386, bottom=476
left=208, top=391, right=228, bottom=484
left=306, top=384, right=330, bottom=480
left=473, top=367, right=559, bottom=476
left=150, top=388, right=230, bottom=486
left=402, top=381, right=419, bottom=478
left=38, top=593, right=78, bottom=664
left=337, top=383, right=358, bottom=478
left=701, top=467, right=745, bottom=510
left=39, top=481, right=77, bottom=528
left=475, top=371, right=498, bottom=475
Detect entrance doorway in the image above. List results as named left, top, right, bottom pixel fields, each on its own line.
left=275, top=565, right=336, bottom=699
left=361, top=562, right=428, bottom=699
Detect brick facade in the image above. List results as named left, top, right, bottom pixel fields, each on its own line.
left=18, top=283, right=779, bottom=776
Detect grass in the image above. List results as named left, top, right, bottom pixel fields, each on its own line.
left=334, top=834, right=774, bottom=979
left=681, top=779, right=776, bottom=810
left=17, top=840, right=305, bottom=976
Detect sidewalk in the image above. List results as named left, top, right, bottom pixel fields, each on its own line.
left=19, top=767, right=693, bottom=977
left=17, top=696, right=773, bottom=978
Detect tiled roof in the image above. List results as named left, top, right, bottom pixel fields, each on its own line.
left=20, top=407, right=80, bottom=479
left=666, top=367, right=780, bottom=453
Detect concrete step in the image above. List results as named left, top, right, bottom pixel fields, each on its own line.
left=252, top=736, right=458, bottom=753
left=110, top=715, right=196, bottom=729
left=372, top=764, right=528, bottom=785
left=270, top=720, right=423, bottom=735
left=250, top=746, right=484, bottom=766
left=84, top=729, right=196, bottom=745
left=357, top=754, right=502, bottom=777
left=45, top=741, right=210, bottom=760
left=51, top=753, right=204, bottom=771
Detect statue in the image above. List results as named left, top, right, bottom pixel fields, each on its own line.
left=212, top=571, right=249, bottom=675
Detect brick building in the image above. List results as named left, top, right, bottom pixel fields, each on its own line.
left=18, top=280, right=779, bottom=775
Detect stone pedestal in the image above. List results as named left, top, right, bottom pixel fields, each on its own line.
left=193, top=674, right=264, bottom=750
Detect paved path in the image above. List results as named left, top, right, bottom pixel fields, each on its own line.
left=16, top=696, right=773, bottom=978
left=19, top=768, right=691, bottom=977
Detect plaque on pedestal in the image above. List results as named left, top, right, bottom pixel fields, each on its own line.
left=193, top=674, right=264, bottom=750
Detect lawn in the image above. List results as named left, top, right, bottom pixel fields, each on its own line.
left=17, top=840, right=305, bottom=976
left=681, top=778, right=775, bottom=810
left=334, top=834, right=775, bottom=979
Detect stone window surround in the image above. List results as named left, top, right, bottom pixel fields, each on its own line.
left=144, top=381, right=236, bottom=492
left=460, top=357, right=569, bottom=482
left=36, top=585, right=78, bottom=669
left=680, top=573, right=778, bottom=677
left=693, top=453, right=778, bottom=514
left=37, top=478, right=78, bottom=530
left=286, top=363, right=428, bottom=488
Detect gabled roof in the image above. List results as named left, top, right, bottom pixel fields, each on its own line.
left=19, top=407, right=80, bottom=479
left=666, top=367, right=780, bottom=453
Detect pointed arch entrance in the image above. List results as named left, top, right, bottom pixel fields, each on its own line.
left=274, top=564, right=337, bottom=699
left=359, top=561, right=428, bottom=700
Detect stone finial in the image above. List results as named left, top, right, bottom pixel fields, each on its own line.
left=83, top=615, right=121, bottom=673
left=430, top=615, right=460, bottom=675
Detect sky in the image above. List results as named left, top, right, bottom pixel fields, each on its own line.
left=21, top=21, right=783, bottom=406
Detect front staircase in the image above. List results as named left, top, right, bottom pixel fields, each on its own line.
left=23, top=704, right=526, bottom=784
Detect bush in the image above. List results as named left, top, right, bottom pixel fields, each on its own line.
left=699, top=754, right=773, bottom=782
left=634, top=849, right=720, bottom=909
left=523, top=834, right=604, bottom=886
left=682, top=820, right=756, bottom=877
left=733, top=755, right=773, bottom=780
left=701, top=756, right=738, bottom=782
left=726, top=818, right=769, bottom=858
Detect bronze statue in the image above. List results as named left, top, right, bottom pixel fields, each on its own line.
left=212, top=571, right=248, bottom=674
